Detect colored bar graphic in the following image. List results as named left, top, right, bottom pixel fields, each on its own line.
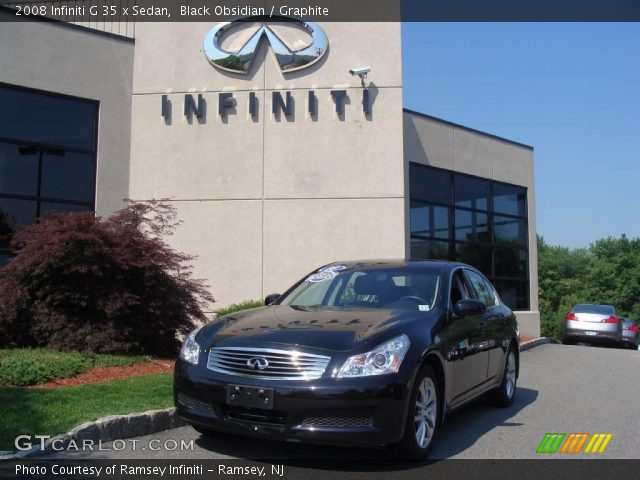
left=537, top=433, right=613, bottom=454
left=584, top=433, right=613, bottom=453
left=536, top=433, right=566, bottom=453
left=560, top=433, right=589, bottom=453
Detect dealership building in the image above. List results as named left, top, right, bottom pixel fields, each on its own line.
left=0, top=9, right=540, bottom=336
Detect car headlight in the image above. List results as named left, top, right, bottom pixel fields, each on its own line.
left=179, top=328, right=202, bottom=365
left=337, top=334, right=410, bottom=378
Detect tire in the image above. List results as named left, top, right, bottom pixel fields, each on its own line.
left=562, top=336, right=573, bottom=345
left=191, top=424, right=218, bottom=437
left=488, top=346, right=517, bottom=407
left=393, top=365, right=440, bottom=460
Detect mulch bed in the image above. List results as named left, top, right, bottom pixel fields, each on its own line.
left=30, top=360, right=174, bottom=389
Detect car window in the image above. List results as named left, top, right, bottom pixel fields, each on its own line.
left=464, top=269, right=496, bottom=307
left=572, top=304, right=615, bottom=315
left=280, top=267, right=441, bottom=312
left=482, top=277, right=500, bottom=306
left=450, top=270, right=470, bottom=307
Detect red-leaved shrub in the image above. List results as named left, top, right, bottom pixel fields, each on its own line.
left=0, top=201, right=214, bottom=356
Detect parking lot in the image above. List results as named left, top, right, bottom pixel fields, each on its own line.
left=51, top=343, right=640, bottom=460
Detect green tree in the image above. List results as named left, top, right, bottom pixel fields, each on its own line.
left=537, top=234, right=640, bottom=338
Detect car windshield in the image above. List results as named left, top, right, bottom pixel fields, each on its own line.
left=572, top=304, right=615, bottom=315
left=279, top=266, right=441, bottom=312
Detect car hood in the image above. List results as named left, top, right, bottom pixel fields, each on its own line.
left=198, top=305, right=425, bottom=352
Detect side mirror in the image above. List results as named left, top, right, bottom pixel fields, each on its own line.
left=264, top=293, right=281, bottom=306
left=454, top=299, right=486, bottom=317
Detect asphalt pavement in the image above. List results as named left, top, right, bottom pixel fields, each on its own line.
left=49, top=343, right=640, bottom=460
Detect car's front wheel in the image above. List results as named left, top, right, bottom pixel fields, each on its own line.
left=394, top=365, right=440, bottom=459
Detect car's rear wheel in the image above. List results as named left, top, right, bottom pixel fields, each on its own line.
left=562, top=336, right=574, bottom=345
left=394, top=365, right=439, bottom=460
left=488, top=346, right=517, bottom=407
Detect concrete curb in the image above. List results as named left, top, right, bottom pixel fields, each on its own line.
left=0, top=407, right=185, bottom=461
left=520, top=336, right=558, bottom=351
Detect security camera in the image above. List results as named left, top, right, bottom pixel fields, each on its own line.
left=349, top=66, right=371, bottom=78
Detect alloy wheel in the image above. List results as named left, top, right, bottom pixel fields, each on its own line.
left=505, top=351, right=516, bottom=399
left=414, top=377, right=437, bottom=448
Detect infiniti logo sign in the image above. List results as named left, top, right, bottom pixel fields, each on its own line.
left=203, top=15, right=328, bottom=74
left=246, top=357, right=269, bottom=370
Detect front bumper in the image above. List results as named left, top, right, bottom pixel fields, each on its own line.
left=174, top=358, right=413, bottom=447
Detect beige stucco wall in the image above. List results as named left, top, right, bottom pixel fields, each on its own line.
left=403, top=111, right=540, bottom=337
left=0, top=13, right=134, bottom=217
left=129, top=22, right=405, bottom=309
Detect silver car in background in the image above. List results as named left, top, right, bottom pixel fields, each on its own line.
left=620, top=318, right=639, bottom=349
left=562, top=304, right=623, bottom=345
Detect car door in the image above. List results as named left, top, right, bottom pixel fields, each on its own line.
left=465, top=270, right=506, bottom=383
left=446, top=268, right=490, bottom=404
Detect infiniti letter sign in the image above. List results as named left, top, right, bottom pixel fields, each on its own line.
left=203, top=15, right=328, bottom=74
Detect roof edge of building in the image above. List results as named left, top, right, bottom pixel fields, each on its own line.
left=403, top=107, right=534, bottom=151
left=0, top=5, right=135, bottom=44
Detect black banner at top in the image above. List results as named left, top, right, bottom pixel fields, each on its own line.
left=0, top=0, right=639, bottom=22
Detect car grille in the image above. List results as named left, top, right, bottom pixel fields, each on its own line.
left=300, top=410, right=374, bottom=428
left=224, top=406, right=287, bottom=426
left=207, top=346, right=331, bottom=380
left=176, top=392, right=216, bottom=416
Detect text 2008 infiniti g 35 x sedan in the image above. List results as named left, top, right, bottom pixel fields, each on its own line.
left=174, top=260, right=519, bottom=458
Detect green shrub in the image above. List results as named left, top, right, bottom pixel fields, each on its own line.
left=0, top=349, right=92, bottom=386
left=214, top=300, right=265, bottom=318
left=0, top=201, right=214, bottom=356
left=0, top=349, right=149, bottom=386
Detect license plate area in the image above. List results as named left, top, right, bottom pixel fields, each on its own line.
left=226, top=385, right=274, bottom=410
left=584, top=331, right=597, bottom=336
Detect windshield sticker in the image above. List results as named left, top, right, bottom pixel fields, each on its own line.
left=319, top=265, right=348, bottom=273
left=306, top=271, right=337, bottom=283
left=418, top=305, right=430, bottom=312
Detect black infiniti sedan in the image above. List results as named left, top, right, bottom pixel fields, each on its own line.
left=174, top=260, right=519, bottom=458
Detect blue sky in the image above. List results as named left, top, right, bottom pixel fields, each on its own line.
left=401, top=23, right=640, bottom=249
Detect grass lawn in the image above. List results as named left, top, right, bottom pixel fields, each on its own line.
left=0, top=373, right=173, bottom=451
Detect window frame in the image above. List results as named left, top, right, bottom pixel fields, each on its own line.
left=409, top=162, right=530, bottom=310
left=0, top=83, right=99, bottom=257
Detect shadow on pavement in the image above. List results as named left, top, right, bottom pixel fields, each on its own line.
left=193, top=387, right=538, bottom=468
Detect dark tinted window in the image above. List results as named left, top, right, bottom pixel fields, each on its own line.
left=409, top=163, right=530, bottom=310
left=494, top=216, right=527, bottom=247
left=455, top=175, right=489, bottom=210
left=0, top=85, right=97, bottom=257
left=411, top=202, right=450, bottom=239
left=0, top=142, right=39, bottom=196
left=455, top=242, right=491, bottom=276
left=493, top=183, right=526, bottom=216
left=410, top=237, right=450, bottom=260
left=0, top=86, right=97, bottom=150
left=410, top=165, right=451, bottom=204
left=455, top=209, right=489, bottom=243
left=572, top=304, right=615, bottom=315
left=494, top=248, right=528, bottom=277
left=41, top=150, right=95, bottom=202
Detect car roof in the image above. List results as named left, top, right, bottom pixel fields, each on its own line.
left=324, top=259, right=469, bottom=271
